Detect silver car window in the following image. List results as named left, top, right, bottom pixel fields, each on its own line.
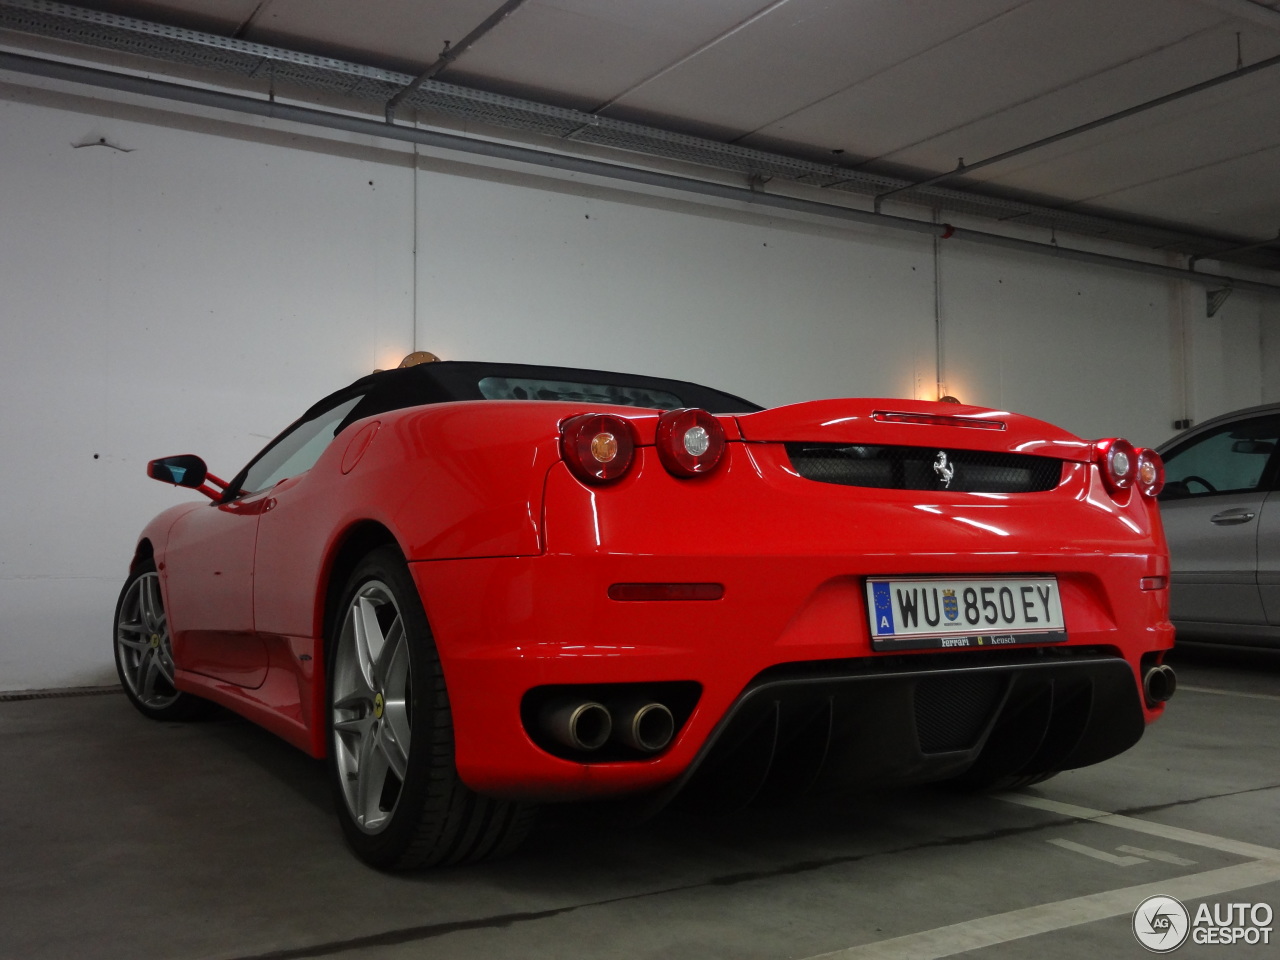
left=1161, top=415, right=1280, bottom=498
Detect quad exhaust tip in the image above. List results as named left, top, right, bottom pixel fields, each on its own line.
left=539, top=697, right=676, bottom=754
left=612, top=699, right=676, bottom=754
left=540, top=699, right=612, bottom=752
left=1143, top=663, right=1177, bottom=706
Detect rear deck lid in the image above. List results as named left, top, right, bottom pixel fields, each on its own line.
left=735, top=399, right=1092, bottom=462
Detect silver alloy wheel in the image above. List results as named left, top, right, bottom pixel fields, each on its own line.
left=115, top=571, right=182, bottom=709
left=331, top=580, right=413, bottom=835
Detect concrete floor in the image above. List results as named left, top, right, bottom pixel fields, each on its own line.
left=2, top=646, right=1277, bottom=960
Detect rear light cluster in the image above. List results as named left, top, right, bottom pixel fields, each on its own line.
left=560, top=414, right=636, bottom=483
left=560, top=408, right=727, bottom=485
left=1094, top=438, right=1164, bottom=498
left=1136, top=448, right=1165, bottom=497
left=655, top=408, right=725, bottom=476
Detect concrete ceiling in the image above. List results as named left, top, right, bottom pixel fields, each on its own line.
left=6, top=0, right=1280, bottom=268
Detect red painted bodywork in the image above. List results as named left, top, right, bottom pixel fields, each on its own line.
left=134, top=395, right=1172, bottom=800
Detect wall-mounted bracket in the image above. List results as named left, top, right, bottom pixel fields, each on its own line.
left=1206, top=286, right=1233, bottom=318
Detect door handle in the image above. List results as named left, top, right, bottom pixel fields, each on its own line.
left=1210, top=508, right=1255, bottom=525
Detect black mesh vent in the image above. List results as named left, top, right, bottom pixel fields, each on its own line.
left=786, top=443, right=1062, bottom=493
left=913, top=674, right=1007, bottom=753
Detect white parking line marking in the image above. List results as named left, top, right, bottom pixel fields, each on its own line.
left=1177, top=684, right=1280, bottom=703
left=1047, top=838, right=1145, bottom=866
left=1116, top=845, right=1197, bottom=866
left=803, top=860, right=1280, bottom=960
left=994, top=793, right=1280, bottom=861
left=800, top=795, right=1280, bottom=960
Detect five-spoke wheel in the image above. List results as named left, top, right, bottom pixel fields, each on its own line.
left=113, top=561, right=210, bottom=720
left=327, top=546, right=534, bottom=869
left=331, top=578, right=414, bottom=835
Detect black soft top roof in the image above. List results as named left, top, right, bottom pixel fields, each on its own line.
left=228, top=361, right=761, bottom=501
left=316, top=360, right=762, bottom=431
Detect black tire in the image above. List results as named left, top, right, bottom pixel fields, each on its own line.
left=327, top=546, right=535, bottom=869
left=945, top=768, right=1060, bottom=792
left=993, top=770, right=1059, bottom=790
left=113, top=560, right=213, bottom=721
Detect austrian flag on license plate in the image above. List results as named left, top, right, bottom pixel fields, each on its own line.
left=866, top=577, right=1066, bottom=651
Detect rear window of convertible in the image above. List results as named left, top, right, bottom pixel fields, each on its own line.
left=478, top=376, right=682, bottom=408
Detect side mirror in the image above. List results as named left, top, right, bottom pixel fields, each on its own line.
left=148, top=455, right=208, bottom=488
left=147, top=455, right=227, bottom=501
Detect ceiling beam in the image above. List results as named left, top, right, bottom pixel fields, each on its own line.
left=1192, top=0, right=1280, bottom=31
left=592, top=0, right=795, bottom=114
left=874, top=46, right=1280, bottom=210
left=232, top=0, right=276, bottom=40
left=386, top=0, right=531, bottom=120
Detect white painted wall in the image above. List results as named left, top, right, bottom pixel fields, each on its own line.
left=1, top=76, right=1277, bottom=691
left=1185, top=285, right=1276, bottom=419
left=414, top=162, right=935, bottom=407
left=0, top=86, right=415, bottom=690
left=939, top=243, right=1178, bottom=448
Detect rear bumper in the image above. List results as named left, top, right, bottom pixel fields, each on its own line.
left=411, top=449, right=1171, bottom=803
left=412, top=549, right=1173, bottom=803
left=667, top=650, right=1144, bottom=811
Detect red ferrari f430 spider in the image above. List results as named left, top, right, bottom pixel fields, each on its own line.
left=115, top=359, right=1175, bottom=868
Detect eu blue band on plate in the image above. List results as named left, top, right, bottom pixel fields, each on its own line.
left=872, top=581, right=895, bottom=635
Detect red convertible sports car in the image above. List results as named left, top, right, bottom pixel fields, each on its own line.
left=115, top=358, right=1176, bottom=869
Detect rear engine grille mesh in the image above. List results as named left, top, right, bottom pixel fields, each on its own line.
left=785, top=443, right=1062, bottom=493
left=913, top=674, right=1007, bottom=753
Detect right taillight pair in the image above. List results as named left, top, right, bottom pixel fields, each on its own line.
left=561, top=408, right=726, bottom=485
left=1094, top=438, right=1164, bottom=498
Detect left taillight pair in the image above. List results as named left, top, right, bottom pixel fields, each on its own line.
left=1094, top=438, right=1164, bottom=498
left=561, top=408, right=726, bottom=485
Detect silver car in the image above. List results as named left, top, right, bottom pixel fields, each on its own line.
left=1158, top=403, right=1280, bottom=647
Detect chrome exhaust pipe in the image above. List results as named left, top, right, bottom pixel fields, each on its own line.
left=540, top=699, right=612, bottom=751
left=1143, top=664, right=1177, bottom=706
left=612, top=699, right=675, bottom=753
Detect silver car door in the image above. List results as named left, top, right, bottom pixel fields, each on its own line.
left=1260, top=491, right=1280, bottom=624
left=1159, top=413, right=1280, bottom=626
left=1160, top=491, right=1266, bottom=624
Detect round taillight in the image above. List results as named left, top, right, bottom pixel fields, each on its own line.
left=656, top=408, right=726, bottom=477
left=1136, top=448, right=1165, bottom=498
left=561, top=414, right=636, bottom=484
left=1095, top=437, right=1137, bottom=494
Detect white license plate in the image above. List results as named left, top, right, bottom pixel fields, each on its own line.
left=866, top=576, right=1066, bottom=651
